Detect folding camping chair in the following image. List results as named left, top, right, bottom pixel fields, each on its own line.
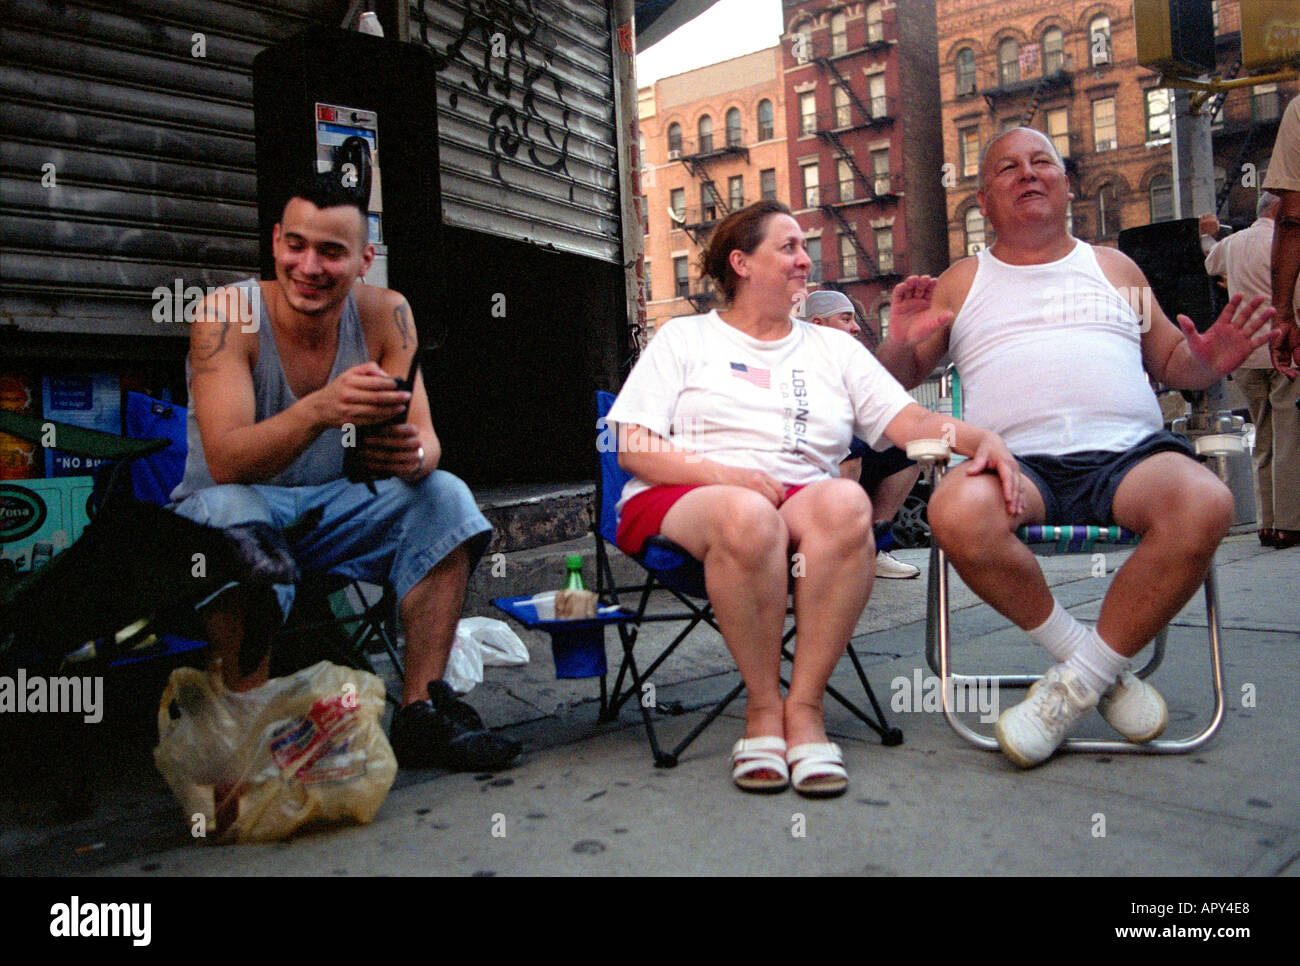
left=913, top=370, right=1237, bottom=755
left=592, top=391, right=902, bottom=767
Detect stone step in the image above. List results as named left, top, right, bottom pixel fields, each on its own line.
left=476, top=482, right=595, bottom=555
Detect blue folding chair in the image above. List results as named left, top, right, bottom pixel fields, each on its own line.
left=916, top=370, right=1235, bottom=755
left=593, top=391, right=902, bottom=767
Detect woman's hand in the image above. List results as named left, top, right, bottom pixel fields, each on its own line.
left=963, top=430, right=1024, bottom=518
left=713, top=464, right=787, bottom=507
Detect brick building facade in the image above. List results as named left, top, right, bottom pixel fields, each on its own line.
left=781, top=0, right=947, bottom=345
left=637, top=47, right=789, bottom=336
left=936, top=0, right=1297, bottom=262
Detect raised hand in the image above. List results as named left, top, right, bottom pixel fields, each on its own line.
left=1178, top=294, right=1278, bottom=377
left=887, top=275, right=954, bottom=346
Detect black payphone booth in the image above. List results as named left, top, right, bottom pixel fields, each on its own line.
left=252, top=26, right=447, bottom=350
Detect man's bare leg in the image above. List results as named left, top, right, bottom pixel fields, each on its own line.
left=203, top=586, right=272, bottom=692
left=927, top=469, right=1051, bottom=628
left=399, top=542, right=469, bottom=706
left=1099, top=453, right=1233, bottom=657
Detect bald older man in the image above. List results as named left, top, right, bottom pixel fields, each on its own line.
left=876, top=127, right=1276, bottom=768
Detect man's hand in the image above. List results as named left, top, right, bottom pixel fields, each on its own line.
left=1178, top=294, right=1278, bottom=377
left=1198, top=212, right=1220, bottom=237
left=714, top=464, right=787, bottom=507
left=309, top=361, right=411, bottom=431
left=963, top=431, right=1024, bottom=519
left=886, top=275, right=954, bottom=347
left=361, top=422, right=427, bottom=482
left=1271, top=322, right=1300, bottom=380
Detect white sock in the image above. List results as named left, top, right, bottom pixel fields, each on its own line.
left=1026, top=600, right=1093, bottom=663
left=1064, top=630, right=1130, bottom=696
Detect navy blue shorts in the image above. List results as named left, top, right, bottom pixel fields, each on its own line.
left=846, top=437, right=914, bottom=492
left=1016, top=430, right=1196, bottom=525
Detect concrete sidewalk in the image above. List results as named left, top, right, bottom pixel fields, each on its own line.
left=3, top=533, right=1297, bottom=876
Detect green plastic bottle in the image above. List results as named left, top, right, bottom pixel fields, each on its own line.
left=563, top=554, right=586, bottom=592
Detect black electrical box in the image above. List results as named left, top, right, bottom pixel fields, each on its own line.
left=252, top=26, right=447, bottom=345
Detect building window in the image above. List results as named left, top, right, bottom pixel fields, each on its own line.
left=697, top=115, right=713, bottom=153
left=701, top=183, right=718, bottom=221
left=1092, top=97, right=1117, bottom=152
left=728, top=175, right=744, bottom=211
left=866, top=2, right=884, bottom=44
left=1212, top=0, right=1220, bottom=31
left=956, top=47, right=976, bottom=95
left=1149, top=173, right=1174, bottom=222
left=725, top=107, right=742, bottom=147
left=837, top=157, right=855, bottom=203
left=1046, top=107, right=1069, bottom=158
left=801, top=161, right=820, bottom=208
left=1253, top=83, right=1281, bottom=122
left=878, top=301, right=890, bottom=340
left=871, top=148, right=891, bottom=195
left=1096, top=182, right=1118, bottom=236
left=760, top=168, right=777, bottom=200
left=831, top=10, right=848, bottom=55
left=869, top=74, right=887, bottom=118
left=1000, top=116, right=1021, bottom=133
left=641, top=194, right=649, bottom=234
left=1042, top=27, right=1064, bottom=74
left=667, top=123, right=682, bottom=157
left=834, top=84, right=853, bottom=128
left=960, top=127, right=980, bottom=178
left=638, top=130, right=645, bottom=165
left=875, top=227, right=894, bottom=274
left=757, top=99, right=774, bottom=141
left=1089, top=16, right=1111, bottom=66
left=840, top=233, right=858, bottom=278
left=644, top=262, right=651, bottom=301
left=674, top=256, right=689, bottom=298
left=1066, top=200, right=1074, bottom=236
left=800, top=91, right=817, bottom=136
left=964, top=207, right=986, bottom=254
left=670, top=187, right=685, bottom=222
left=1145, top=88, right=1171, bottom=142
left=998, top=38, right=1020, bottom=86
left=794, top=20, right=813, bottom=63
left=807, top=237, right=822, bottom=282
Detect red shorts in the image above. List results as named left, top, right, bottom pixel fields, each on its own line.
left=615, top=482, right=808, bottom=557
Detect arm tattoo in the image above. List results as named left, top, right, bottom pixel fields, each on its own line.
left=394, top=301, right=413, bottom=350
left=194, top=303, right=233, bottom=361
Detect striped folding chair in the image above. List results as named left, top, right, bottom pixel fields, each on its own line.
left=913, top=370, right=1237, bottom=755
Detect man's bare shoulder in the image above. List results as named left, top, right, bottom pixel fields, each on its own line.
left=1092, top=244, right=1146, bottom=287
left=352, top=282, right=417, bottom=354
left=934, top=254, right=980, bottom=313
left=189, top=284, right=259, bottom=371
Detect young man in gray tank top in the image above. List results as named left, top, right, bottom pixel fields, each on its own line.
left=876, top=128, right=1278, bottom=768
left=171, top=173, right=517, bottom=773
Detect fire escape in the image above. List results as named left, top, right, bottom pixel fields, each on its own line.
left=808, top=47, right=901, bottom=285
left=673, top=131, right=748, bottom=311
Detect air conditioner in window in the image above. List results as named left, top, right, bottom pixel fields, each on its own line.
left=1096, top=138, right=1116, bottom=151
left=668, top=148, right=681, bottom=159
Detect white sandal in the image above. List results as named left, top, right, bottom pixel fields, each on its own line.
left=731, top=736, right=790, bottom=792
left=786, top=742, right=848, bottom=797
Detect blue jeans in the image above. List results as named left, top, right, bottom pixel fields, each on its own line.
left=172, top=472, right=493, bottom=620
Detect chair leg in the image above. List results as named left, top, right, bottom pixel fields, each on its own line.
left=932, top=549, right=1227, bottom=755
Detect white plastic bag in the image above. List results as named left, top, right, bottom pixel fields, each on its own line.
left=443, top=617, right=530, bottom=693
left=154, top=661, right=397, bottom=843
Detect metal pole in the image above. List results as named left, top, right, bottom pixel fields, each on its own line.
left=611, top=0, right=648, bottom=355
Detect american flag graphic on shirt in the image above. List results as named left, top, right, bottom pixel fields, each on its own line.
left=730, top=362, right=771, bottom=388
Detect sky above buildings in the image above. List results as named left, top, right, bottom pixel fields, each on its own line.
left=636, top=0, right=784, bottom=85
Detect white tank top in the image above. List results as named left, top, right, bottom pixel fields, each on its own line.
left=949, top=242, right=1163, bottom=455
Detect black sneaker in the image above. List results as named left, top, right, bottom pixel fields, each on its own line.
left=389, top=681, right=521, bottom=771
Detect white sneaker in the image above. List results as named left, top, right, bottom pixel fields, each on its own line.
left=1098, top=671, right=1167, bottom=743
left=995, top=664, right=1100, bottom=768
left=875, top=550, right=919, bottom=579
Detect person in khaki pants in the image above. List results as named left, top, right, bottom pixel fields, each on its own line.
left=1205, top=193, right=1300, bottom=548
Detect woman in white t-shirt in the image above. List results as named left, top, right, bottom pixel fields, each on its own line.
left=607, top=201, right=1021, bottom=796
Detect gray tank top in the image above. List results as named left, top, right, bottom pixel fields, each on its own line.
left=170, top=278, right=371, bottom=502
